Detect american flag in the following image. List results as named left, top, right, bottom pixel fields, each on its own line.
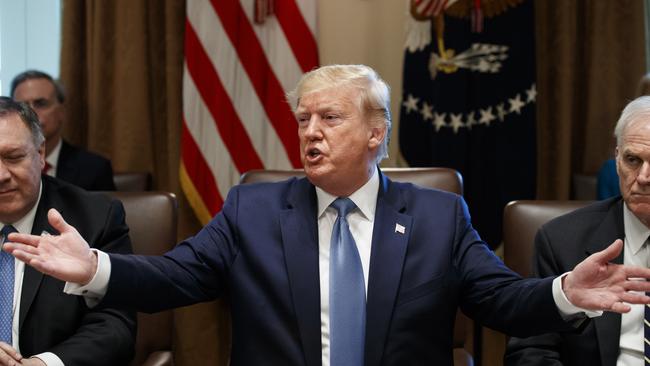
left=181, top=0, right=318, bottom=223
left=411, top=0, right=450, bottom=18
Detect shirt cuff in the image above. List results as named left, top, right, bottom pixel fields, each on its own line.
left=31, top=352, right=64, bottom=366
left=63, top=249, right=111, bottom=308
left=552, top=272, right=602, bottom=319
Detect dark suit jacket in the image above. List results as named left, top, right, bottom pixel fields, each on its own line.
left=505, top=197, right=624, bottom=366
left=102, top=171, right=573, bottom=365
left=56, top=140, right=116, bottom=191
left=19, top=175, right=135, bottom=365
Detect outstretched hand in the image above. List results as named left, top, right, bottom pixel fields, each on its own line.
left=3, top=208, right=97, bottom=285
left=564, top=239, right=650, bottom=313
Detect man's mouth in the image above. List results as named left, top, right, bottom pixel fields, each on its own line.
left=305, top=148, right=323, bottom=162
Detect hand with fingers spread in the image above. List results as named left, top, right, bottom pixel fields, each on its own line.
left=564, top=239, right=650, bottom=313
left=3, top=209, right=97, bottom=285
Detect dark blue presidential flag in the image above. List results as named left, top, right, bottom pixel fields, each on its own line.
left=399, top=0, right=535, bottom=248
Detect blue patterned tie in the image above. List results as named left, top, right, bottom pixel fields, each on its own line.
left=329, top=198, right=365, bottom=366
left=0, top=225, right=16, bottom=345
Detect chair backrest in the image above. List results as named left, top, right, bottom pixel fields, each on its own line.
left=502, top=200, right=592, bottom=277
left=240, top=167, right=463, bottom=195
left=104, top=191, right=178, bottom=366
left=239, top=167, right=471, bottom=365
left=114, top=172, right=152, bottom=191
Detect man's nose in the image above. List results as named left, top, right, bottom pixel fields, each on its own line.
left=0, top=161, right=11, bottom=182
left=303, top=115, right=322, bottom=139
left=638, top=161, right=650, bottom=184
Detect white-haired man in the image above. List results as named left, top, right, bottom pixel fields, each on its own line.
left=506, top=96, right=650, bottom=366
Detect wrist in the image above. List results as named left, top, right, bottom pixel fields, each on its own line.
left=85, top=250, right=98, bottom=285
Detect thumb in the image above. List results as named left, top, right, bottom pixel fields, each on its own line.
left=47, top=208, right=74, bottom=234
left=589, top=239, right=623, bottom=264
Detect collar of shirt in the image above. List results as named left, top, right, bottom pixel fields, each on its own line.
left=3, top=181, right=42, bottom=235
left=315, top=167, right=379, bottom=220
left=45, top=138, right=63, bottom=171
left=622, top=202, right=650, bottom=255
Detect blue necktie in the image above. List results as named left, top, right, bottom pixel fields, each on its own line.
left=0, top=225, right=16, bottom=345
left=329, top=198, right=365, bottom=366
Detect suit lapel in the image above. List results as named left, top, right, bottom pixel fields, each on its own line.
left=18, top=182, right=56, bottom=330
left=364, top=173, right=411, bottom=366
left=56, top=140, right=78, bottom=182
left=280, top=178, right=321, bottom=366
left=584, top=200, right=624, bottom=366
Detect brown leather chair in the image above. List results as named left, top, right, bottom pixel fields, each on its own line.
left=240, top=167, right=472, bottom=366
left=502, top=200, right=592, bottom=277
left=105, top=191, right=178, bottom=366
left=240, top=167, right=463, bottom=195
left=114, top=172, right=152, bottom=191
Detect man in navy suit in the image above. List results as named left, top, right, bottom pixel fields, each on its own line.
left=11, top=70, right=116, bottom=191
left=0, top=97, right=134, bottom=365
left=7, top=65, right=650, bottom=366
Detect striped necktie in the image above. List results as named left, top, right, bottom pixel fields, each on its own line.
left=329, top=197, right=366, bottom=366
left=0, top=225, right=16, bottom=345
left=645, top=237, right=650, bottom=365
left=646, top=301, right=650, bottom=365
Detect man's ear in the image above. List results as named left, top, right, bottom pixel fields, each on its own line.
left=368, top=126, right=386, bottom=150
left=38, top=142, right=46, bottom=168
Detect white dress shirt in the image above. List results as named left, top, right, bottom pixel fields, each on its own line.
left=3, top=183, right=63, bottom=366
left=617, top=203, right=650, bottom=366
left=69, top=168, right=589, bottom=366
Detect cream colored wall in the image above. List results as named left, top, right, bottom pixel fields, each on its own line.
left=318, top=0, right=408, bottom=167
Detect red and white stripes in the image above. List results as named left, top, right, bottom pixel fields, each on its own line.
left=181, top=0, right=318, bottom=223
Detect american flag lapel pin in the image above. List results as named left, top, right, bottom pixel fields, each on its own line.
left=395, top=223, right=406, bottom=234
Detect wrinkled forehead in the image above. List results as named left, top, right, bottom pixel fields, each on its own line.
left=623, top=118, right=650, bottom=140
left=295, top=85, right=360, bottom=113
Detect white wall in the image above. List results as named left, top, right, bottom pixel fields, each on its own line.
left=0, top=0, right=61, bottom=96
left=319, top=0, right=408, bottom=166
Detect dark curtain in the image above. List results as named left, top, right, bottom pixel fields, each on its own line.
left=535, top=0, right=646, bottom=199
left=60, top=1, right=229, bottom=364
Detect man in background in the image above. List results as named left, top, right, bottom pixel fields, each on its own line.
left=11, top=70, right=115, bottom=191
left=506, top=96, right=650, bottom=365
left=0, top=97, right=134, bottom=365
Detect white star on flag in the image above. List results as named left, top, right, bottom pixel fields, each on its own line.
left=526, top=84, right=537, bottom=102
left=403, top=94, right=420, bottom=114
left=509, top=94, right=525, bottom=114
left=479, top=107, right=495, bottom=126
left=450, top=113, right=464, bottom=133
left=433, top=112, right=447, bottom=131
left=421, top=102, right=433, bottom=121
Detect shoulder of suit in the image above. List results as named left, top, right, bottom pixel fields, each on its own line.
left=61, top=140, right=111, bottom=165
left=42, top=175, right=114, bottom=206
left=385, top=178, right=460, bottom=201
left=542, top=197, right=621, bottom=230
